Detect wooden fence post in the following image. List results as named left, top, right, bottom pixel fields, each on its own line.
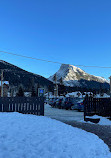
left=84, top=96, right=88, bottom=121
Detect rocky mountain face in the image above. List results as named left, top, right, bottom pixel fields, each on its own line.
left=49, top=64, right=109, bottom=90
left=0, top=60, right=53, bottom=92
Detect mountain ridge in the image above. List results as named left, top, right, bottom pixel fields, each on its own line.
left=49, top=64, right=109, bottom=88
left=0, top=60, right=54, bottom=91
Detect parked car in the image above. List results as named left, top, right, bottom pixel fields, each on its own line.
left=77, top=99, right=84, bottom=111
left=71, top=98, right=84, bottom=111
left=49, top=98, right=58, bottom=107
left=71, top=98, right=81, bottom=110
left=52, top=98, right=58, bottom=107
left=48, top=98, right=54, bottom=105
left=61, top=97, right=74, bottom=110
left=56, top=98, right=63, bottom=108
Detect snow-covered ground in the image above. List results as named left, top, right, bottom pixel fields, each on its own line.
left=82, top=115, right=111, bottom=126
left=45, top=104, right=84, bottom=122
left=0, top=112, right=111, bottom=158
left=45, top=104, right=111, bottom=126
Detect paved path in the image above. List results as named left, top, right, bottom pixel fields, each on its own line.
left=45, top=104, right=111, bottom=151
left=62, top=120, right=111, bottom=152
left=45, top=104, right=84, bottom=122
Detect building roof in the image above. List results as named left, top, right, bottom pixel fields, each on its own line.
left=0, top=81, right=9, bottom=86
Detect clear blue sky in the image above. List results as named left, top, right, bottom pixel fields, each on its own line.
left=0, top=0, right=111, bottom=80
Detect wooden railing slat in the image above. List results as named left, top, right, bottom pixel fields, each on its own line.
left=0, top=97, right=44, bottom=116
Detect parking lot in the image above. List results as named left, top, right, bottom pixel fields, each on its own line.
left=45, top=104, right=111, bottom=151
left=45, top=104, right=84, bottom=122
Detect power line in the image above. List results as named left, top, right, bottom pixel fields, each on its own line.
left=0, top=50, right=62, bottom=64
left=0, top=50, right=111, bottom=69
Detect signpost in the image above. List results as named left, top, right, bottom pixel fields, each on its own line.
left=38, top=88, right=45, bottom=97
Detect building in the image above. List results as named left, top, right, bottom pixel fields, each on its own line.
left=0, top=81, right=9, bottom=97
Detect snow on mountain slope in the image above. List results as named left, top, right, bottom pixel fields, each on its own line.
left=49, top=64, right=109, bottom=87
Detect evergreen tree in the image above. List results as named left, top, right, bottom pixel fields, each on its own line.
left=17, top=86, right=24, bottom=97
left=36, top=82, right=40, bottom=97
left=60, top=85, right=66, bottom=95
left=48, top=84, right=53, bottom=92
left=53, top=74, right=57, bottom=83
left=31, top=86, right=36, bottom=97
left=58, top=77, right=66, bottom=95
left=60, top=77, right=63, bottom=85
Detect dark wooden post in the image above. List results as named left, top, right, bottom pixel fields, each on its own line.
left=84, top=95, right=88, bottom=121
left=109, top=76, right=111, bottom=98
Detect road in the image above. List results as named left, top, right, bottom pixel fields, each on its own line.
left=45, top=104, right=84, bottom=122
left=45, top=104, right=111, bottom=151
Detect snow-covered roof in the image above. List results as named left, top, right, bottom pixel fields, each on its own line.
left=94, top=93, right=110, bottom=98
left=66, top=91, right=83, bottom=98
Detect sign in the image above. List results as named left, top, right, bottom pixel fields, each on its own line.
left=38, top=88, right=45, bottom=97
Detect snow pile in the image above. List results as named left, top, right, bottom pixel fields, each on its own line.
left=0, top=112, right=111, bottom=158
left=24, top=92, right=31, bottom=97
left=83, top=115, right=111, bottom=126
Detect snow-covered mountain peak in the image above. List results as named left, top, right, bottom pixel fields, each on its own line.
left=49, top=64, right=109, bottom=87
left=60, top=64, right=84, bottom=73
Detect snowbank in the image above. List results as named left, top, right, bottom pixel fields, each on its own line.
left=0, top=112, right=111, bottom=158
left=82, top=115, right=111, bottom=126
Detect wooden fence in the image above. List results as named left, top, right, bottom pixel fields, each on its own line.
left=0, top=97, right=44, bottom=116
left=84, top=97, right=111, bottom=120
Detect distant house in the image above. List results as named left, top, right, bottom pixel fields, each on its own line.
left=0, top=81, right=9, bottom=97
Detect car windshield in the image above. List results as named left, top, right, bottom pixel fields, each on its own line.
left=77, top=99, right=84, bottom=103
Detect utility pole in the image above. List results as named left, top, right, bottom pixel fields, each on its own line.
left=1, top=70, right=3, bottom=97
left=54, top=74, right=58, bottom=97
left=56, top=84, right=58, bottom=97
left=109, top=76, right=111, bottom=98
